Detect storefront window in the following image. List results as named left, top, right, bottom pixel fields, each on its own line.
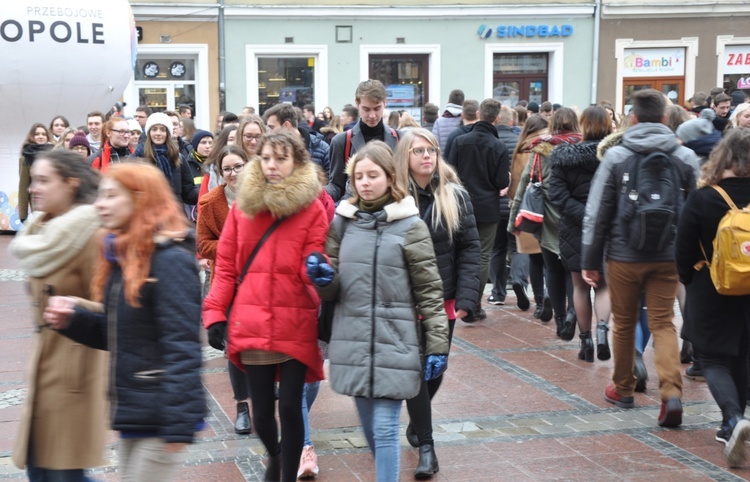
left=135, top=57, right=197, bottom=114
left=258, top=57, right=315, bottom=116
left=369, top=55, right=428, bottom=123
left=721, top=45, right=750, bottom=101
left=493, top=53, right=548, bottom=106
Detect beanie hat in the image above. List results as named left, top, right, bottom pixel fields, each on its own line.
left=68, top=130, right=91, bottom=154
left=145, top=112, right=173, bottom=136
left=676, top=109, right=716, bottom=144
left=127, top=119, right=142, bottom=134
left=731, top=90, right=747, bottom=107
left=527, top=101, right=540, bottom=113
left=191, top=130, right=214, bottom=151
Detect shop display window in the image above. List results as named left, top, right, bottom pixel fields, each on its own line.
left=258, top=57, right=315, bottom=116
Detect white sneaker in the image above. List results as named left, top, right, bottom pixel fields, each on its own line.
left=297, top=445, right=319, bottom=479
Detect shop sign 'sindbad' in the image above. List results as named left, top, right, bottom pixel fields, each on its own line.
left=622, top=48, right=685, bottom=78
left=0, top=0, right=135, bottom=231
left=478, top=24, right=573, bottom=40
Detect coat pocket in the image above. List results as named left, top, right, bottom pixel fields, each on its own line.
left=64, top=343, right=87, bottom=393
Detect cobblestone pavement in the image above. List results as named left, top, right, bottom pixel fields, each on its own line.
left=0, top=235, right=748, bottom=481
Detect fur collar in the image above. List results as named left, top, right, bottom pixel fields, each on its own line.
left=237, top=160, right=321, bottom=218
left=548, top=141, right=601, bottom=169
left=336, top=195, right=419, bottom=222
left=9, top=204, right=100, bottom=277
left=597, top=130, right=624, bottom=160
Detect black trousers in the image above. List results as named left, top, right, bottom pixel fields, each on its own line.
left=245, top=359, right=307, bottom=482
left=405, top=319, right=456, bottom=446
left=699, top=326, right=750, bottom=427
left=541, top=248, right=572, bottom=318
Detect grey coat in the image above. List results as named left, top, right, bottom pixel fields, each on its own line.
left=318, top=196, right=449, bottom=400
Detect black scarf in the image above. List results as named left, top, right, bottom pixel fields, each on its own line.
left=22, top=143, right=53, bottom=166
left=360, top=119, right=385, bottom=144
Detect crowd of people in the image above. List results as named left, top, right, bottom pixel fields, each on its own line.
left=10, top=79, right=750, bottom=481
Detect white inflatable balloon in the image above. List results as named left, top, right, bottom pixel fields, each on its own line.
left=0, top=0, right=135, bottom=231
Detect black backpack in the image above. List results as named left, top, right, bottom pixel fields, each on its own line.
left=619, top=147, right=684, bottom=252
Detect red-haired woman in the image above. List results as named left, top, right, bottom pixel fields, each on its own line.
left=44, top=162, right=205, bottom=482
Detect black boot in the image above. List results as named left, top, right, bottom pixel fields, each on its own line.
left=559, top=310, right=576, bottom=341
left=635, top=352, right=648, bottom=393
left=539, top=296, right=553, bottom=322
left=555, top=315, right=565, bottom=337
left=533, top=297, right=544, bottom=319
left=406, top=423, right=419, bottom=448
left=578, top=331, right=594, bottom=362
left=414, top=444, right=439, bottom=479
left=234, top=401, right=252, bottom=435
left=596, top=321, right=611, bottom=361
left=264, top=450, right=281, bottom=482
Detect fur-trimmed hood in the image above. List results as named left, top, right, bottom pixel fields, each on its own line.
left=597, top=130, right=624, bottom=160
left=531, top=132, right=582, bottom=157
left=237, top=159, right=321, bottom=218
left=548, top=140, right=601, bottom=170
left=336, top=195, right=419, bottom=222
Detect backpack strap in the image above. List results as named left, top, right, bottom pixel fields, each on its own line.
left=389, top=127, right=399, bottom=141
left=344, top=129, right=353, bottom=166
left=711, top=185, right=739, bottom=211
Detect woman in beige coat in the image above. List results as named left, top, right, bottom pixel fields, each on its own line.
left=9, top=150, right=107, bottom=481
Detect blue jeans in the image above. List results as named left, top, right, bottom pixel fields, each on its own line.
left=354, top=397, right=402, bottom=482
left=636, top=295, right=651, bottom=355
left=27, top=442, right=94, bottom=482
left=302, top=381, right=320, bottom=446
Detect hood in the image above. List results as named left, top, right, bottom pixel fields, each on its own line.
left=531, top=132, right=581, bottom=157
left=237, top=159, right=321, bottom=218
left=548, top=141, right=600, bottom=170
left=621, top=122, right=680, bottom=154
left=336, top=195, right=419, bottom=222
left=320, top=125, right=338, bottom=135
left=154, top=229, right=196, bottom=253
left=444, top=103, right=462, bottom=117
left=297, top=125, right=312, bottom=146
left=684, top=130, right=722, bottom=156
left=597, top=130, right=624, bottom=160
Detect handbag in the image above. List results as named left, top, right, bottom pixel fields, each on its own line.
left=514, top=152, right=545, bottom=234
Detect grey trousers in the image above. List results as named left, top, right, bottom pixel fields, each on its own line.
left=476, top=221, right=499, bottom=307
left=118, top=437, right=183, bottom=482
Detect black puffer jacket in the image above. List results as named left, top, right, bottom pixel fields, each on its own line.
left=61, top=235, right=205, bottom=443
left=548, top=140, right=601, bottom=272
left=414, top=181, right=481, bottom=315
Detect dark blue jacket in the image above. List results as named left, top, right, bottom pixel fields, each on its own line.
left=62, top=235, right=205, bottom=443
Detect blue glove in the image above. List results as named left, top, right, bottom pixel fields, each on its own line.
left=423, top=354, right=448, bottom=381
left=306, top=252, right=335, bottom=287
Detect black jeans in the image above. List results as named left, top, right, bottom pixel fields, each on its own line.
left=529, top=253, right=546, bottom=303
left=245, top=359, right=307, bottom=482
left=229, top=360, right=251, bottom=401
left=406, top=319, right=456, bottom=446
left=699, top=327, right=750, bottom=427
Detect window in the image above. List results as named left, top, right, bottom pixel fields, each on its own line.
left=369, top=54, right=429, bottom=123
left=257, top=57, right=315, bottom=116
left=492, top=53, right=549, bottom=106
left=134, top=57, right=197, bottom=115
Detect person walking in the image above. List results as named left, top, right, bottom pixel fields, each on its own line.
left=44, top=162, right=206, bottom=481
left=395, top=129, right=480, bottom=478
left=582, top=89, right=699, bottom=426
left=549, top=105, right=613, bottom=362
left=202, top=132, right=328, bottom=482
left=196, top=145, right=254, bottom=436
left=676, top=128, right=750, bottom=465
left=308, top=141, right=449, bottom=482
left=10, top=150, right=107, bottom=482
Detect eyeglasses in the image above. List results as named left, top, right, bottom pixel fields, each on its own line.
left=71, top=146, right=88, bottom=152
left=111, top=129, right=131, bottom=136
left=409, top=146, right=439, bottom=156
left=243, top=134, right=263, bottom=141
left=222, top=163, right=246, bottom=175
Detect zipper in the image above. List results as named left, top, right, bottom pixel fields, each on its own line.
left=107, top=276, right=122, bottom=424
left=369, top=222, right=382, bottom=399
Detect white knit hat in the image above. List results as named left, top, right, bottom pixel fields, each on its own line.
left=127, top=119, right=142, bottom=133
left=145, top=112, right=173, bottom=136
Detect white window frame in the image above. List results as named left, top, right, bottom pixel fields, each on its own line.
left=245, top=45, right=329, bottom=114
left=716, top=35, right=750, bottom=87
left=359, top=44, right=441, bottom=107
left=484, top=43, right=564, bottom=104
left=124, top=44, right=209, bottom=129
left=614, top=37, right=699, bottom=115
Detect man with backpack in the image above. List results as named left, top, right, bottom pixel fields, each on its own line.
left=326, top=80, right=400, bottom=202
left=581, top=89, right=700, bottom=427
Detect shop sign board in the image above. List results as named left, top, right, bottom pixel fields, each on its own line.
left=724, top=44, right=750, bottom=75
left=623, top=48, right=685, bottom=78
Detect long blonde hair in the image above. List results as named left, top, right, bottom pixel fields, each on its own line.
left=394, top=128, right=465, bottom=241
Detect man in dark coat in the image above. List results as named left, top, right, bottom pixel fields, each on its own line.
left=448, top=98, right=510, bottom=322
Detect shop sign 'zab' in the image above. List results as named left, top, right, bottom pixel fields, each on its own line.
left=0, top=0, right=135, bottom=231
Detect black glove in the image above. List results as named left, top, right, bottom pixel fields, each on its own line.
left=208, top=322, right=227, bottom=351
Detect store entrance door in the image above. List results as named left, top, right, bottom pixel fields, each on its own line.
left=623, top=77, right=684, bottom=114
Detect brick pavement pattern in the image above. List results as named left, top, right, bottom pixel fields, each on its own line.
left=0, top=234, right=747, bottom=480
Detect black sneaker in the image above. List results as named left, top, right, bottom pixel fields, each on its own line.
left=462, top=308, right=487, bottom=324
left=539, top=296, right=553, bottom=322
left=533, top=303, right=543, bottom=319
left=685, top=365, right=705, bottom=381
left=512, top=282, right=530, bottom=311
left=634, top=355, right=648, bottom=393
left=717, top=425, right=731, bottom=445
left=487, top=294, right=505, bottom=305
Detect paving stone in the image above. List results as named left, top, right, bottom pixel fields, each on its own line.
left=534, top=424, right=576, bottom=434
left=510, top=418, right=550, bottom=427
left=567, top=422, right=610, bottom=432
left=603, top=420, right=647, bottom=430
left=496, top=426, right=540, bottom=437
left=438, top=421, right=480, bottom=433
